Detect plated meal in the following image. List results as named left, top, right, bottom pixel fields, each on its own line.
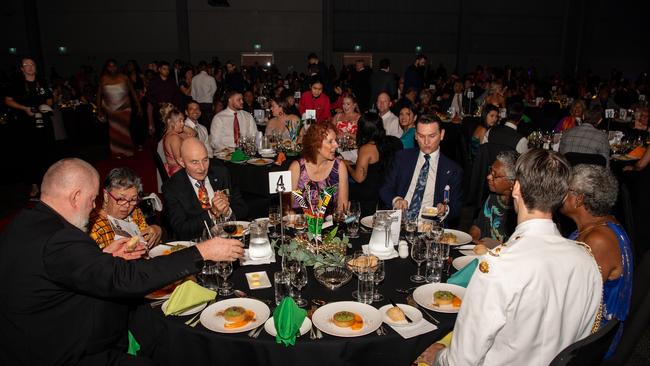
left=413, top=283, right=466, bottom=313
left=216, top=306, right=257, bottom=329
left=439, top=229, right=473, bottom=245
left=246, top=158, right=274, bottom=166
left=311, top=301, right=381, bottom=337
left=331, top=311, right=364, bottom=330
left=200, top=298, right=270, bottom=333
left=148, top=241, right=193, bottom=258
left=439, top=232, right=458, bottom=245
left=378, top=304, right=423, bottom=327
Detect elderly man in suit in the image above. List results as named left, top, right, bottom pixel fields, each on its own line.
left=379, top=114, right=463, bottom=221
left=0, top=158, right=243, bottom=365
left=163, top=138, right=248, bottom=240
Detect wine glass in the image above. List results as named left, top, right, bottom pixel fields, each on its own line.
left=290, top=262, right=308, bottom=307
left=372, top=260, right=385, bottom=301
left=293, top=214, right=306, bottom=239
left=410, top=236, right=428, bottom=283
left=222, top=213, right=238, bottom=239
left=215, top=261, right=233, bottom=296
left=405, top=215, right=418, bottom=244
left=347, top=201, right=361, bottom=238
left=268, top=205, right=281, bottom=239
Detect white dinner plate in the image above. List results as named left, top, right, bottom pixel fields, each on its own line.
left=161, top=299, right=207, bottom=316
left=149, top=241, right=193, bottom=258
left=199, top=298, right=270, bottom=333
left=247, top=158, right=274, bottom=166
left=311, top=301, right=382, bottom=337
left=452, top=255, right=479, bottom=271
left=264, top=316, right=312, bottom=337
left=413, top=283, right=466, bottom=314
left=441, top=229, right=472, bottom=246
left=378, top=304, right=423, bottom=327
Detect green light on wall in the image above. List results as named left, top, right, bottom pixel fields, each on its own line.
left=415, top=45, right=423, bottom=53
left=353, top=44, right=362, bottom=52
left=253, top=44, right=261, bottom=51
left=8, top=47, right=17, bottom=55
left=57, top=46, right=68, bottom=54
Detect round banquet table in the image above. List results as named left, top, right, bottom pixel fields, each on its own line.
left=130, top=231, right=458, bottom=366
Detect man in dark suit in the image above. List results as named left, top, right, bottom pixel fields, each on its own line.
left=441, top=80, right=476, bottom=117
left=163, top=138, right=248, bottom=240
left=0, top=158, right=243, bottom=366
left=379, top=114, right=463, bottom=222
left=370, top=58, right=397, bottom=104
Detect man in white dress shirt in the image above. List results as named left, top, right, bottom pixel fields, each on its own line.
left=422, top=149, right=602, bottom=366
left=185, top=100, right=212, bottom=157
left=209, top=90, right=257, bottom=152
left=377, top=91, right=401, bottom=138
left=191, top=61, right=217, bottom=129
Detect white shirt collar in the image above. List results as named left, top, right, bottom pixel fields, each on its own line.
left=510, top=218, right=560, bottom=239
left=187, top=174, right=205, bottom=188
left=418, top=148, right=440, bottom=161
left=185, top=117, right=198, bottom=129
left=505, top=121, right=518, bottom=130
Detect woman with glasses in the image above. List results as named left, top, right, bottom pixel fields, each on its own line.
left=468, top=150, right=519, bottom=247
left=89, top=167, right=162, bottom=249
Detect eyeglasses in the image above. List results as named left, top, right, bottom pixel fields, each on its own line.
left=105, top=189, right=141, bottom=206
left=487, top=168, right=508, bottom=180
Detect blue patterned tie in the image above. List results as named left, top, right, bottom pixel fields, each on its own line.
left=408, top=154, right=430, bottom=217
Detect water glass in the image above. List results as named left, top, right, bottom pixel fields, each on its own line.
left=197, top=261, right=219, bottom=291
left=425, top=257, right=443, bottom=283
left=405, top=216, right=418, bottom=243
left=274, top=271, right=292, bottom=305
left=347, top=201, right=361, bottom=238
left=357, top=272, right=374, bottom=304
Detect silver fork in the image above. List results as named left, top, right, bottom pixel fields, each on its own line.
left=248, top=324, right=265, bottom=337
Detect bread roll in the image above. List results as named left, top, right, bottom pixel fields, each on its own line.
left=386, top=306, right=406, bottom=322
left=126, top=236, right=139, bottom=252
left=473, top=243, right=488, bottom=255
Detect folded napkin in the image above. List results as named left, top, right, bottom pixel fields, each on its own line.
left=275, top=151, right=286, bottom=166
left=362, top=244, right=398, bottom=260
left=239, top=249, right=277, bottom=266
left=340, top=149, right=358, bottom=164
left=436, top=331, right=454, bottom=347
left=389, top=318, right=437, bottom=339
left=273, top=297, right=307, bottom=346
left=230, top=149, right=249, bottom=163
left=163, top=280, right=216, bottom=316
left=447, top=258, right=478, bottom=288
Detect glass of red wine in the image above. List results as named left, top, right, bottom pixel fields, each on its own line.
left=221, top=213, right=238, bottom=239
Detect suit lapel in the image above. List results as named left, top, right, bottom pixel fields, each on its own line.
left=400, top=149, right=420, bottom=196
left=181, top=171, right=204, bottom=213
left=434, top=155, right=449, bottom=204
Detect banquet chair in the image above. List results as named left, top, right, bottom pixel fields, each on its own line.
left=563, top=152, right=607, bottom=167
left=154, top=141, right=169, bottom=193
left=547, top=319, right=620, bottom=366
left=601, top=251, right=650, bottom=365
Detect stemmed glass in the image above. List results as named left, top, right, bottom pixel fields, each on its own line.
left=405, top=215, right=418, bottom=244
left=372, top=260, right=385, bottom=301
left=291, top=262, right=308, bottom=308
left=268, top=205, right=281, bottom=239
left=215, top=261, right=233, bottom=296
left=347, top=201, right=361, bottom=238
left=222, top=212, right=238, bottom=239
left=293, top=214, right=306, bottom=240
left=410, top=236, right=428, bottom=283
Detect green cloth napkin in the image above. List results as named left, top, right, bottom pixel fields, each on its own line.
left=163, top=280, right=216, bottom=316
left=230, top=149, right=249, bottom=162
left=447, top=258, right=478, bottom=288
left=273, top=297, right=307, bottom=346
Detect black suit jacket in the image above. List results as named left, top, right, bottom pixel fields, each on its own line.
left=370, top=70, right=397, bottom=103
left=0, top=202, right=204, bottom=366
left=379, top=148, right=463, bottom=221
left=162, top=162, right=248, bottom=240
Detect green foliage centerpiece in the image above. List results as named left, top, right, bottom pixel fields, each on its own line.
left=274, top=226, right=351, bottom=269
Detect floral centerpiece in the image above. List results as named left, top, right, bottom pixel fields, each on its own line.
left=274, top=226, right=351, bottom=268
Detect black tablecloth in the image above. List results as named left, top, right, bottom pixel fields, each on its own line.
left=130, top=232, right=457, bottom=366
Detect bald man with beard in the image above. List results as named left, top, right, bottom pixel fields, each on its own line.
left=162, top=138, right=248, bottom=240
left=0, top=158, right=244, bottom=365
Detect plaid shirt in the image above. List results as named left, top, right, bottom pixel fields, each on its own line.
left=89, top=208, right=149, bottom=249
left=559, top=124, right=610, bottom=163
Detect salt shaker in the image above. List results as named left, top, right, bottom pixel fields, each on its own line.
left=398, top=240, right=409, bottom=258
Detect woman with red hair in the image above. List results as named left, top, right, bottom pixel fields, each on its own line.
left=289, top=122, right=349, bottom=214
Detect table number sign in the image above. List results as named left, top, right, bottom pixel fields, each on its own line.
left=268, top=171, right=292, bottom=194
left=305, top=109, right=316, bottom=120
left=605, top=109, right=615, bottom=119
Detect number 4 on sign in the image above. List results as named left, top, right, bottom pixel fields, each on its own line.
left=268, top=171, right=292, bottom=194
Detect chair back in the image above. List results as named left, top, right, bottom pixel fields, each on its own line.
left=548, top=319, right=620, bottom=366
left=601, top=251, right=650, bottom=365
left=153, top=147, right=169, bottom=184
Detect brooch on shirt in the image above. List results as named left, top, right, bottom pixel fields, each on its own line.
left=479, top=260, right=490, bottom=273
